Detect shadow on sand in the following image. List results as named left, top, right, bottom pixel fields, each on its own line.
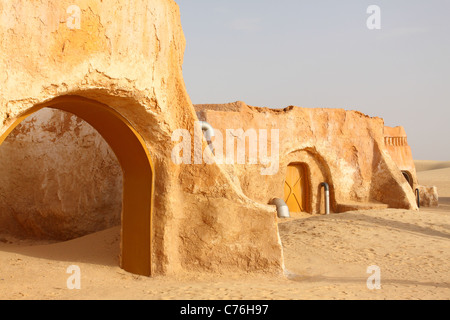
left=282, top=209, right=450, bottom=240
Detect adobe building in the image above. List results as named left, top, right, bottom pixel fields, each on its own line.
left=0, top=0, right=423, bottom=277
left=195, top=102, right=419, bottom=215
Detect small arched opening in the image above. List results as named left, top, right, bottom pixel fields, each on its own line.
left=402, top=170, right=414, bottom=189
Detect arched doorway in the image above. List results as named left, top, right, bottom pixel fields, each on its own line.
left=0, top=107, right=123, bottom=241
left=284, top=163, right=310, bottom=213
left=0, top=96, right=154, bottom=276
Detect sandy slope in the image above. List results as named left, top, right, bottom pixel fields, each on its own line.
left=0, top=162, right=449, bottom=300
left=414, top=160, right=450, bottom=173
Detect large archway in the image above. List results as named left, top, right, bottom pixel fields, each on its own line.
left=0, top=96, right=154, bottom=276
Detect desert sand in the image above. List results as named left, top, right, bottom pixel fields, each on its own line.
left=0, top=160, right=449, bottom=300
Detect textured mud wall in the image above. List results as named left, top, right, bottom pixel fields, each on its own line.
left=0, top=108, right=122, bottom=240
left=196, top=102, right=419, bottom=212
left=0, top=0, right=284, bottom=276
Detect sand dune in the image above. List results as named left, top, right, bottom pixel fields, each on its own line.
left=414, top=160, right=450, bottom=172
left=0, top=165, right=449, bottom=300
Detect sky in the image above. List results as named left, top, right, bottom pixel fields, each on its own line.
left=176, top=0, right=450, bottom=160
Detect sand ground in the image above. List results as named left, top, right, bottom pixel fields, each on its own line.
left=0, top=160, right=449, bottom=300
